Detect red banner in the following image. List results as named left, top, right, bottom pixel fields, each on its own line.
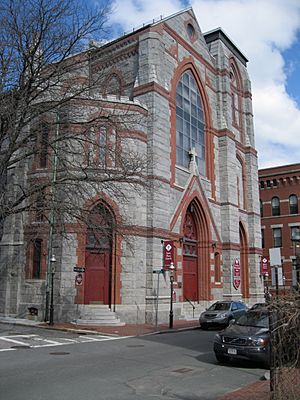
left=261, top=257, right=269, bottom=275
left=163, top=241, right=174, bottom=269
left=233, top=258, right=241, bottom=290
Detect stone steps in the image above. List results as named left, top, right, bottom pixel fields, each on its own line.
left=73, top=305, right=125, bottom=326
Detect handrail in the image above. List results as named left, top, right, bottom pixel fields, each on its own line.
left=184, top=296, right=195, bottom=319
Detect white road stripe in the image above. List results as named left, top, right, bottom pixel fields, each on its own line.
left=3, top=335, right=37, bottom=338
left=0, top=348, right=16, bottom=352
left=0, top=333, right=128, bottom=352
left=0, top=337, right=30, bottom=345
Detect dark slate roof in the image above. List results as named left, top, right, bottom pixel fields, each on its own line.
left=203, top=28, right=248, bottom=66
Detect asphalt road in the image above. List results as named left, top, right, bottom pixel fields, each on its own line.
left=0, top=323, right=266, bottom=400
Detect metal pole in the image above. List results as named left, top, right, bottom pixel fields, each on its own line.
left=155, top=271, right=160, bottom=329
left=49, top=268, right=55, bottom=325
left=169, top=275, right=174, bottom=329
left=44, top=112, right=59, bottom=322
left=275, top=266, right=279, bottom=297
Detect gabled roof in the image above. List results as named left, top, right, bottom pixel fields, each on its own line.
left=204, top=28, right=248, bottom=66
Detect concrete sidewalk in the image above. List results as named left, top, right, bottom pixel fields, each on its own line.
left=0, top=316, right=270, bottom=399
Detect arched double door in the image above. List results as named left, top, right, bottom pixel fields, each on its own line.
left=183, top=207, right=199, bottom=300
left=182, top=201, right=210, bottom=301
left=84, top=204, right=113, bottom=306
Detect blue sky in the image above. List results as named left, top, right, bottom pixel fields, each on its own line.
left=99, top=0, right=300, bottom=168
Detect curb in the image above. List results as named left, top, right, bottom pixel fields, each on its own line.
left=0, top=317, right=200, bottom=337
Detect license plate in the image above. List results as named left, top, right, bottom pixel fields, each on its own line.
left=228, top=348, right=237, bottom=355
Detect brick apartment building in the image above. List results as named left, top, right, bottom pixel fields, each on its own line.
left=259, top=163, right=300, bottom=293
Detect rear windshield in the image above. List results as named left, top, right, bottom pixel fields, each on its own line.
left=236, top=311, right=269, bottom=328
left=208, top=302, right=230, bottom=311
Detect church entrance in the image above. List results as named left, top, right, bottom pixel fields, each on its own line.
left=84, top=204, right=113, bottom=306
left=183, top=207, right=199, bottom=301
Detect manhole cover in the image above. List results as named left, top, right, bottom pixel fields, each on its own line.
left=11, top=345, right=30, bottom=349
left=172, top=368, right=194, bottom=374
left=127, top=345, right=145, bottom=348
left=49, top=352, right=70, bottom=355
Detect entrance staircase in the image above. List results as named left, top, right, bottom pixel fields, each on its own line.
left=73, top=305, right=125, bottom=326
left=180, top=301, right=203, bottom=321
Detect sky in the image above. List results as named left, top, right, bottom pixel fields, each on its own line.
left=103, top=0, right=300, bottom=169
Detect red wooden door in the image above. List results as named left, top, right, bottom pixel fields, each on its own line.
left=84, top=251, right=110, bottom=304
left=183, top=208, right=198, bottom=301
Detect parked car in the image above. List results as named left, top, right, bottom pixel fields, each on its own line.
left=249, top=302, right=267, bottom=311
left=213, top=309, right=270, bottom=367
left=199, top=301, right=248, bottom=329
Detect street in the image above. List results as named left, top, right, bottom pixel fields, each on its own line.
left=0, top=323, right=267, bottom=400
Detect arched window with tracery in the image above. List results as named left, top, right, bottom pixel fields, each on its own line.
left=176, top=70, right=205, bottom=175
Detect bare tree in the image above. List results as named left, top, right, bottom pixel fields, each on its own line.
left=0, top=0, right=150, bottom=243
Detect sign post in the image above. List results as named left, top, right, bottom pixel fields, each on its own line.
left=269, top=248, right=282, bottom=296
left=163, top=241, right=174, bottom=270
left=261, top=257, right=269, bottom=276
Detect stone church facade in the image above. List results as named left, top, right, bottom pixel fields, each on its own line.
left=0, top=8, right=263, bottom=324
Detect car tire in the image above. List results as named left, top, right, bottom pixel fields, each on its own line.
left=215, top=353, right=230, bottom=363
left=201, top=324, right=208, bottom=330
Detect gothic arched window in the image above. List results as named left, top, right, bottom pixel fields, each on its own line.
left=176, top=71, right=205, bottom=175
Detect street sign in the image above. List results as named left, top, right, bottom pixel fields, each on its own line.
left=163, top=240, right=174, bottom=270
left=233, top=258, right=241, bottom=290
left=74, top=266, right=85, bottom=273
left=269, top=248, right=281, bottom=266
left=261, top=257, right=269, bottom=275
left=75, top=273, right=83, bottom=286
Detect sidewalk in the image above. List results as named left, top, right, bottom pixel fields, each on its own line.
left=0, top=316, right=270, bottom=399
left=218, top=379, right=270, bottom=400
left=40, top=318, right=201, bottom=336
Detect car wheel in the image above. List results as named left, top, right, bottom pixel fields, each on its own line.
left=215, top=353, right=230, bottom=363
left=201, top=324, right=208, bottom=330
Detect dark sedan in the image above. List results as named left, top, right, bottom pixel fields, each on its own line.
left=213, top=309, right=270, bottom=367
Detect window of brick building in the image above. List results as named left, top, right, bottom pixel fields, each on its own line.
left=271, top=196, right=280, bottom=216
left=260, top=200, right=263, bottom=217
left=261, top=229, right=265, bottom=248
left=289, top=194, right=298, bottom=214
left=273, top=228, right=282, bottom=248
left=291, top=226, right=300, bottom=246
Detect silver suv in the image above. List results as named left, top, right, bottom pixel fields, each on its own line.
left=199, top=301, right=247, bottom=329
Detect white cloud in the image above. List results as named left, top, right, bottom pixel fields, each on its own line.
left=110, top=0, right=300, bottom=168
left=109, top=0, right=183, bottom=32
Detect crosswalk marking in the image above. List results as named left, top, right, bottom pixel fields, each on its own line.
left=0, top=334, right=126, bottom=352
left=0, top=337, right=33, bottom=345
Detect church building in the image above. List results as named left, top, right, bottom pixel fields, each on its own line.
left=0, top=8, right=263, bottom=324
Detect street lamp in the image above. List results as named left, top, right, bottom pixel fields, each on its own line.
left=169, top=262, right=175, bottom=329
left=49, top=254, right=56, bottom=326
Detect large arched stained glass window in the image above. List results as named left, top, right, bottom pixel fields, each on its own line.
left=176, top=71, right=205, bottom=175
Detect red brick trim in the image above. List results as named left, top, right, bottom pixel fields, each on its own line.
left=133, top=81, right=170, bottom=99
